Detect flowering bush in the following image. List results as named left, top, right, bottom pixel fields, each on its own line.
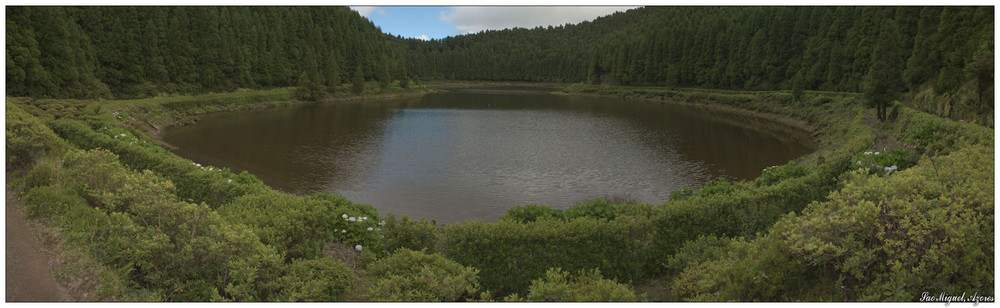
left=96, top=124, right=169, bottom=155
left=219, top=191, right=382, bottom=260
left=850, top=148, right=917, bottom=175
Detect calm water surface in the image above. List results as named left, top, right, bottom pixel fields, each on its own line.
left=163, top=87, right=815, bottom=223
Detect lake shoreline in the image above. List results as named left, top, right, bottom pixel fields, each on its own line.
left=553, top=85, right=821, bottom=137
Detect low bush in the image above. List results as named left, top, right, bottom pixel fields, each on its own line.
left=649, top=111, right=873, bottom=262
left=508, top=268, right=642, bottom=302
left=219, top=190, right=383, bottom=260
left=672, top=145, right=994, bottom=301
left=47, top=118, right=270, bottom=208
left=758, top=161, right=810, bottom=186
left=442, top=216, right=655, bottom=296
left=662, top=235, right=736, bottom=275
left=276, top=257, right=357, bottom=301
left=501, top=199, right=656, bottom=224
left=380, top=213, right=439, bottom=254
left=25, top=148, right=285, bottom=301
left=363, top=249, right=480, bottom=301
left=850, top=148, right=919, bottom=175
left=500, top=204, right=564, bottom=223
left=6, top=103, right=68, bottom=171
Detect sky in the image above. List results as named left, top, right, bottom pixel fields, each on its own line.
left=350, top=6, right=638, bottom=41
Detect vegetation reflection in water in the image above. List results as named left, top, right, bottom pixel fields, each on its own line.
left=163, top=87, right=815, bottom=223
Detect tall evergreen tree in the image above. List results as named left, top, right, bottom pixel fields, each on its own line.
left=377, top=56, right=391, bottom=89
left=352, top=64, right=365, bottom=95
left=862, top=20, right=905, bottom=122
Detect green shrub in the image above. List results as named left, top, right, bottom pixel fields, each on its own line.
left=47, top=118, right=270, bottom=208
left=24, top=157, right=60, bottom=189
left=673, top=145, right=994, bottom=301
left=442, top=216, right=655, bottom=296
left=759, top=161, right=811, bottom=186
left=663, top=235, right=736, bottom=275
left=512, top=268, right=642, bottom=302
left=650, top=112, right=873, bottom=261
left=276, top=258, right=358, bottom=301
left=381, top=213, right=439, bottom=254
left=696, top=178, right=733, bottom=197
left=564, top=198, right=618, bottom=220
left=24, top=184, right=78, bottom=219
left=6, top=103, right=67, bottom=170
left=220, top=190, right=382, bottom=260
left=500, top=204, right=564, bottom=223
left=31, top=148, right=285, bottom=301
left=850, top=148, right=918, bottom=175
left=364, top=249, right=480, bottom=301
left=502, top=199, right=656, bottom=224
left=892, top=105, right=992, bottom=156
left=668, top=188, right=695, bottom=201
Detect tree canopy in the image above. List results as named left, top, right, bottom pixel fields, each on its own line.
left=6, top=6, right=993, bottom=115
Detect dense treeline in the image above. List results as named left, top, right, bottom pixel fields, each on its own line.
left=400, top=6, right=992, bottom=123
left=6, top=6, right=405, bottom=99
left=7, top=6, right=993, bottom=112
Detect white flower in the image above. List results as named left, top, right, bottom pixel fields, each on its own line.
left=342, top=214, right=349, bottom=219
left=874, top=151, right=880, bottom=155
left=355, top=245, right=362, bottom=251
left=349, top=217, right=356, bottom=222
left=380, top=221, right=385, bottom=226
left=227, top=179, right=232, bottom=183
left=341, top=230, right=347, bottom=233
left=367, top=227, right=374, bottom=231
left=195, top=163, right=201, bottom=167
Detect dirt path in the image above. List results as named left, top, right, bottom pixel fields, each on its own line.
left=6, top=189, right=73, bottom=302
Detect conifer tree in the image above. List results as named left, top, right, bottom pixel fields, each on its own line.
left=862, top=20, right=905, bottom=122
left=352, top=65, right=365, bottom=95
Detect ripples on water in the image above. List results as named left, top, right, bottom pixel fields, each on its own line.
left=163, top=87, right=815, bottom=223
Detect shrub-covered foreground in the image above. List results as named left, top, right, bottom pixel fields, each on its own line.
left=6, top=86, right=993, bottom=301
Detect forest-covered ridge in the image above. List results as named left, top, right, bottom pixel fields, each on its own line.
left=7, top=7, right=991, bottom=96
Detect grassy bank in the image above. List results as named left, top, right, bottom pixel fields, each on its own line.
left=5, top=83, right=992, bottom=301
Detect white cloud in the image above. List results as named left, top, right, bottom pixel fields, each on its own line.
left=351, top=6, right=387, bottom=17
left=414, top=34, right=431, bottom=41
left=440, top=6, right=638, bottom=34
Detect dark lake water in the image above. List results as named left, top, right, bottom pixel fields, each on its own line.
left=162, top=87, right=815, bottom=223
